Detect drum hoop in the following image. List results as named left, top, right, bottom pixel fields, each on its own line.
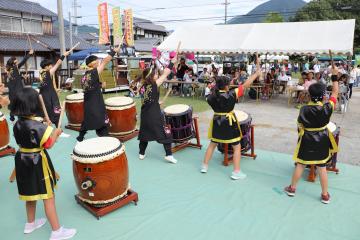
left=72, top=144, right=125, bottom=164
left=65, top=99, right=83, bottom=103
left=106, top=102, right=136, bottom=110
left=77, top=183, right=130, bottom=205
left=0, top=144, right=9, bottom=151
left=109, top=128, right=137, bottom=136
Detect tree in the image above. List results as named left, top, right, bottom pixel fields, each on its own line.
left=291, top=0, right=360, bottom=53
left=263, top=12, right=284, bottom=23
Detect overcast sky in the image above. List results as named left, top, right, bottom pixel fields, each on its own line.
left=31, top=0, right=311, bottom=30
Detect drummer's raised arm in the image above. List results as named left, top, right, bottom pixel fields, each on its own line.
left=242, top=53, right=261, bottom=89
left=97, top=45, right=121, bottom=74
left=156, top=57, right=178, bottom=87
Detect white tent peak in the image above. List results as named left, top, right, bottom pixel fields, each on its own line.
left=158, top=19, right=356, bottom=55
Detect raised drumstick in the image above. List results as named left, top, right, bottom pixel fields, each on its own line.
left=329, top=50, right=334, bottom=69
left=39, top=94, right=50, bottom=124
left=69, top=42, right=80, bottom=53
left=57, top=101, right=65, bottom=129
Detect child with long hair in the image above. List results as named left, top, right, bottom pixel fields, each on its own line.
left=10, top=87, right=76, bottom=239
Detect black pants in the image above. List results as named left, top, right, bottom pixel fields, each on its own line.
left=349, top=83, right=353, bottom=98
left=139, top=141, right=172, bottom=156
left=77, top=125, right=109, bottom=141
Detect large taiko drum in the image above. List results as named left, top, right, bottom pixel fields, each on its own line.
left=0, top=112, right=10, bottom=150
left=105, top=97, right=137, bottom=136
left=65, top=93, right=84, bottom=129
left=217, top=110, right=252, bottom=154
left=72, top=137, right=129, bottom=207
left=327, top=121, right=340, bottom=164
left=164, top=104, right=195, bottom=143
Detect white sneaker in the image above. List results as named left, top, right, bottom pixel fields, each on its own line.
left=139, top=154, right=146, bottom=160
left=24, top=218, right=47, bottom=234
left=60, top=132, right=70, bottom=138
left=200, top=164, right=208, bottom=173
left=164, top=155, right=177, bottom=164
left=50, top=227, right=77, bottom=240
left=230, top=171, right=247, bottom=180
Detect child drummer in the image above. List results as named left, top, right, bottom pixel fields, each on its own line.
left=77, top=45, right=121, bottom=142
left=200, top=55, right=261, bottom=180
left=284, top=63, right=339, bottom=204
left=10, top=87, right=76, bottom=239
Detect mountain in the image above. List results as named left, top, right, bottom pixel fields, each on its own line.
left=53, top=19, right=99, bottom=34
left=228, top=0, right=307, bottom=24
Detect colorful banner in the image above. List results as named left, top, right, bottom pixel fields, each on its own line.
left=112, top=7, right=123, bottom=46
left=124, top=9, right=134, bottom=47
left=98, top=3, right=110, bottom=45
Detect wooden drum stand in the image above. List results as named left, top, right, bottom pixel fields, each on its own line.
left=171, top=116, right=202, bottom=153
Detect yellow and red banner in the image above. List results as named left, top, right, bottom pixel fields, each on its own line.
left=124, top=9, right=134, bottom=47
left=98, top=3, right=110, bottom=45
left=112, top=7, right=123, bottom=46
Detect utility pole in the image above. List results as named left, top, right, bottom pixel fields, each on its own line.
left=69, top=11, right=73, bottom=49
left=223, top=0, right=230, bottom=24
left=57, top=0, right=66, bottom=68
left=73, top=0, right=81, bottom=36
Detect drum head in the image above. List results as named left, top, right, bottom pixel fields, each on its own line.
left=164, top=104, right=190, bottom=115
left=105, top=97, right=134, bottom=107
left=234, top=110, right=249, bottom=123
left=72, top=137, right=124, bottom=163
left=327, top=122, right=337, bottom=133
left=66, top=93, right=84, bottom=101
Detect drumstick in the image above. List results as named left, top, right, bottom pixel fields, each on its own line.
left=57, top=101, right=65, bottom=129
left=39, top=94, right=50, bottom=124
left=70, top=42, right=80, bottom=53
left=329, top=50, right=334, bottom=69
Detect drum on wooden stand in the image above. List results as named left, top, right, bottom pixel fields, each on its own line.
left=217, top=110, right=252, bottom=154
left=327, top=121, right=340, bottom=166
left=72, top=137, right=138, bottom=218
left=0, top=112, right=16, bottom=157
left=164, top=104, right=195, bottom=143
left=105, top=97, right=138, bottom=140
left=65, top=93, right=84, bottom=131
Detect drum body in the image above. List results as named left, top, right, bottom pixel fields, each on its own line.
left=217, top=110, right=252, bottom=154
left=164, top=104, right=194, bottom=143
left=65, top=93, right=84, bottom=128
left=105, top=97, right=137, bottom=136
left=72, top=137, right=129, bottom=206
left=0, top=112, right=10, bottom=150
left=327, top=122, right=340, bottom=163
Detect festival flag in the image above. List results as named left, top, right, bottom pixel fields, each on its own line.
left=98, top=3, right=110, bottom=45
left=112, top=7, right=123, bottom=46
left=124, top=9, right=134, bottom=47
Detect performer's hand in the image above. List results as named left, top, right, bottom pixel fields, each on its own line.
left=45, top=118, right=52, bottom=126
left=0, top=96, right=10, bottom=107
left=63, top=50, right=72, bottom=57
left=56, top=88, right=62, bottom=93
left=159, top=100, right=164, bottom=106
left=29, top=49, right=34, bottom=55
left=113, top=45, right=121, bottom=53
left=54, top=128, right=62, bottom=136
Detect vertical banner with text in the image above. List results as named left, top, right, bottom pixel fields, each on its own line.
left=112, top=7, right=123, bottom=46
left=124, top=9, right=134, bottom=47
left=98, top=3, right=110, bottom=45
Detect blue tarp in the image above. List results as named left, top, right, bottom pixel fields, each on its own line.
left=68, top=48, right=100, bottom=61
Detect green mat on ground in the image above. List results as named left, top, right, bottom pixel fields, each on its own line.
left=1, top=117, right=360, bottom=240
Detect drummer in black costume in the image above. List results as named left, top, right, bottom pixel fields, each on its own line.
left=39, top=50, right=72, bottom=126
left=201, top=57, right=261, bottom=180
left=6, top=49, right=34, bottom=122
left=138, top=57, right=178, bottom=164
left=76, top=46, right=121, bottom=142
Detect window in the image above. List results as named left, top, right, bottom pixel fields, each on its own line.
left=0, top=16, right=21, bottom=32
left=23, top=20, right=43, bottom=34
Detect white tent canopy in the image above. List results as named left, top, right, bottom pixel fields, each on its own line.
left=158, top=20, right=355, bottom=55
